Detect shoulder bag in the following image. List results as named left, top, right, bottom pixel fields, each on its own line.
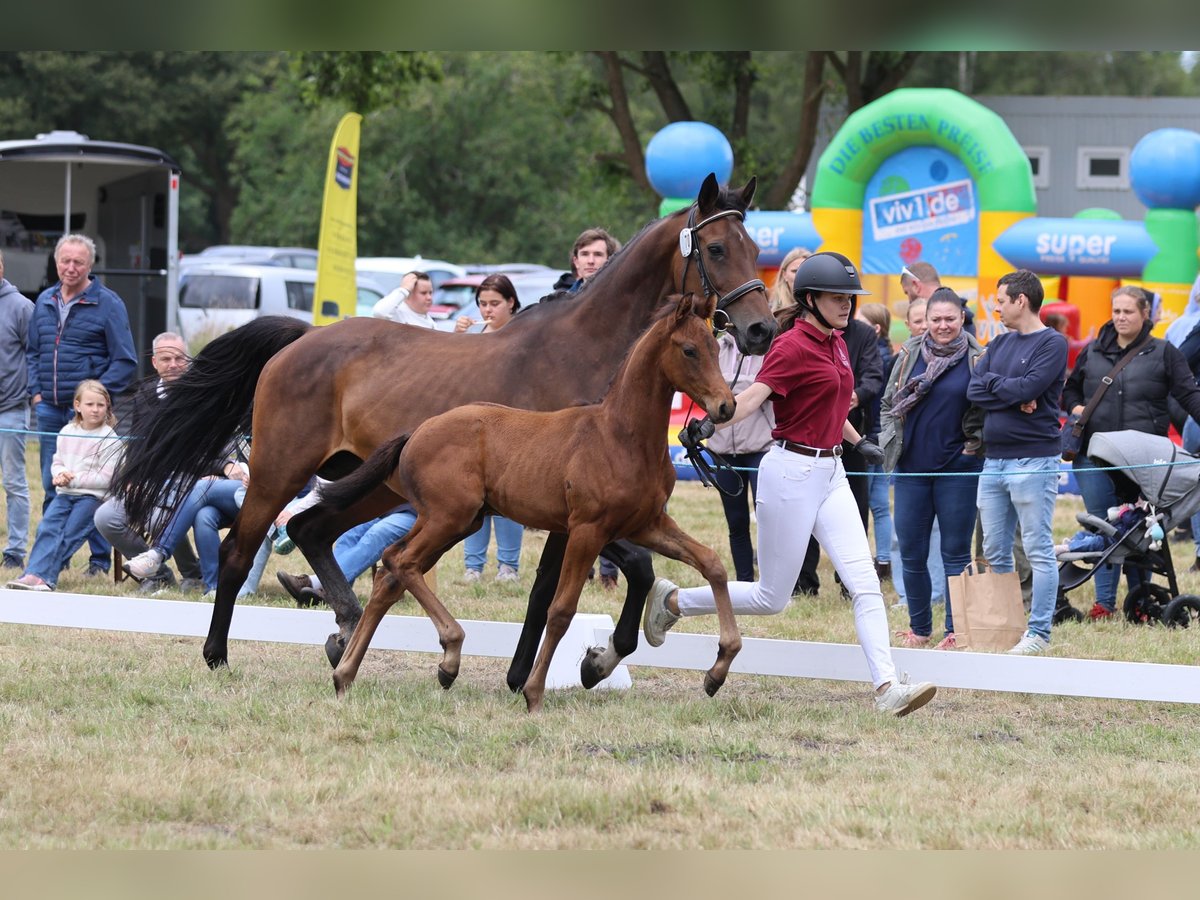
left=1061, top=331, right=1152, bottom=461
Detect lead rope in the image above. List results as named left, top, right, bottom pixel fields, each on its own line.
left=678, top=348, right=746, bottom=498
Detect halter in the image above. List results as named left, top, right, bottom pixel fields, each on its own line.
left=679, top=206, right=767, bottom=333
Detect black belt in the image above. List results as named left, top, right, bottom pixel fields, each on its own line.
left=777, top=440, right=842, bottom=458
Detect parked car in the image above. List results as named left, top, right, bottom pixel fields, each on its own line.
left=460, top=262, right=556, bottom=277
left=510, top=269, right=569, bottom=305
left=177, top=263, right=385, bottom=350
left=181, top=245, right=319, bottom=270
left=428, top=270, right=568, bottom=332
left=431, top=275, right=487, bottom=329
left=354, top=256, right=466, bottom=294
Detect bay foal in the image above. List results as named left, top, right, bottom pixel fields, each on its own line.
left=325, top=294, right=741, bottom=712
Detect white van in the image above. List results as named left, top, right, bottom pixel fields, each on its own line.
left=177, top=263, right=386, bottom=350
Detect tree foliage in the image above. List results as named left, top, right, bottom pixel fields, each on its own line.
left=1, top=51, right=1196, bottom=262
left=0, top=51, right=273, bottom=248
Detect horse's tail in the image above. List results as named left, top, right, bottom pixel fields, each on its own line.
left=318, top=432, right=410, bottom=513
left=116, top=316, right=313, bottom=529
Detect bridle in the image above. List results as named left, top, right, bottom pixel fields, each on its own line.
left=678, top=206, right=767, bottom=333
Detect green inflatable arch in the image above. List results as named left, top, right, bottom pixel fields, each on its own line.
left=811, top=87, right=1036, bottom=214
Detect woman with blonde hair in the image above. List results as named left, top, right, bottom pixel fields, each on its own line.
left=770, top=246, right=812, bottom=313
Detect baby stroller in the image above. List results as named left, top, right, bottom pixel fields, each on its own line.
left=1056, top=430, right=1200, bottom=627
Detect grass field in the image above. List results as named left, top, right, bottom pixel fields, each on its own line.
left=2, top=444, right=1199, bottom=848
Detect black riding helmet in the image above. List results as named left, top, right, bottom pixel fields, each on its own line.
left=792, top=251, right=871, bottom=330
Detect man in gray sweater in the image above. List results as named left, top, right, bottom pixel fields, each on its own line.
left=0, top=250, right=32, bottom=569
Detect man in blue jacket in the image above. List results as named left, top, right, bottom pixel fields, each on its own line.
left=27, top=234, right=136, bottom=575
left=967, top=269, right=1068, bottom=655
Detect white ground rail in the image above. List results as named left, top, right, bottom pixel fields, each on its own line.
left=1, top=590, right=1198, bottom=703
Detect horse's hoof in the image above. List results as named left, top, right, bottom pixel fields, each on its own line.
left=324, top=634, right=345, bottom=668
left=437, top=665, right=457, bottom=690
left=205, top=654, right=228, bottom=671
left=332, top=674, right=348, bottom=699
left=580, top=647, right=604, bottom=690
left=703, top=672, right=725, bottom=697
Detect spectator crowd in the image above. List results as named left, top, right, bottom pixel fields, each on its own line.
left=4, top=230, right=1200, bottom=667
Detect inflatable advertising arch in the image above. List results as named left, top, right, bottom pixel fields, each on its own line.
left=645, top=89, right=1200, bottom=348
left=810, top=87, right=1036, bottom=339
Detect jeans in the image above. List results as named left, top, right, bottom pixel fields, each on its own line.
left=463, top=514, right=524, bottom=573
left=150, top=479, right=242, bottom=591
left=25, top=492, right=101, bottom=587
left=977, top=456, right=1060, bottom=641
left=334, top=510, right=419, bottom=585
left=677, top=445, right=897, bottom=689
left=890, top=521, right=945, bottom=604
left=94, top=495, right=203, bottom=580
left=0, top=407, right=30, bottom=558
left=711, top=451, right=763, bottom=581
left=1072, top=452, right=1147, bottom=611
left=893, top=453, right=982, bottom=636
left=36, top=402, right=110, bottom=569
left=866, top=463, right=892, bottom=564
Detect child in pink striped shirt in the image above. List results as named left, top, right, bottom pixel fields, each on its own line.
left=7, top=380, right=120, bottom=591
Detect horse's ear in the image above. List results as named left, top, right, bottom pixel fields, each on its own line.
left=673, top=292, right=695, bottom=325
left=697, top=173, right=719, bottom=212
left=738, top=176, right=757, bottom=211
left=695, top=291, right=717, bottom=321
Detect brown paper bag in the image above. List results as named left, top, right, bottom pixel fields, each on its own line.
left=947, top=562, right=1026, bottom=652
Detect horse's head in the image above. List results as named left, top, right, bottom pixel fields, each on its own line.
left=675, top=173, right=778, bottom=357
left=663, top=293, right=735, bottom=424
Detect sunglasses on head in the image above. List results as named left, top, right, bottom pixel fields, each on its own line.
left=901, top=266, right=919, bottom=282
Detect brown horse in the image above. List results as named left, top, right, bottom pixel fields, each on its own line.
left=323, top=293, right=741, bottom=712
left=116, top=174, right=774, bottom=686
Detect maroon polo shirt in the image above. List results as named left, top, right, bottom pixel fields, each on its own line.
left=755, top=317, right=853, bottom=449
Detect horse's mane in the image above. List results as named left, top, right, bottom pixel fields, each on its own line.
left=562, top=181, right=749, bottom=305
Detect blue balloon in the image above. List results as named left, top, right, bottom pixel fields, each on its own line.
left=1130, top=128, right=1200, bottom=210
left=644, top=122, right=734, bottom=198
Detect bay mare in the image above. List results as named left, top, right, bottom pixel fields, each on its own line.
left=322, top=293, right=740, bottom=712
left=116, top=174, right=775, bottom=690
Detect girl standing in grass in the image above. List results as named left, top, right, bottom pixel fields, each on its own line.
left=7, top=380, right=120, bottom=591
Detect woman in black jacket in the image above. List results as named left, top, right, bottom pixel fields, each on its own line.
left=1062, top=285, right=1200, bottom=618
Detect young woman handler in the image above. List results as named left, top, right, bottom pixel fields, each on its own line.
left=644, top=252, right=936, bottom=717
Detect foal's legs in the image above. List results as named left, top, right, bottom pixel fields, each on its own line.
left=507, top=536, right=655, bottom=693
left=522, top=527, right=607, bottom=714
left=331, top=514, right=475, bottom=698
left=330, top=539, right=409, bottom=698
left=629, top=514, right=742, bottom=696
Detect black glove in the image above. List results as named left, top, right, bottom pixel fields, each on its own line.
left=853, top=437, right=884, bottom=466
left=678, top=416, right=715, bottom=450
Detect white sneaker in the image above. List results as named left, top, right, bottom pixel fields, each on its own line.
left=462, top=569, right=481, bottom=583
left=125, top=548, right=166, bottom=581
left=1007, top=633, right=1050, bottom=655
left=874, top=673, right=936, bottom=717
left=496, top=564, right=518, bottom=582
left=642, top=577, right=680, bottom=647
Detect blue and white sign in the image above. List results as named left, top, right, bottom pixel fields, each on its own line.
left=869, top=178, right=976, bottom=241
left=861, top=145, right=979, bottom=276
left=992, top=218, right=1159, bottom=277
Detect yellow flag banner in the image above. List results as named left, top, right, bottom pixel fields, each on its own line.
left=313, top=112, right=362, bottom=325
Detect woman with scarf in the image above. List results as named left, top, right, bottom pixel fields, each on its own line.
left=1062, top=285, right=1200, bottom=618
left=880, top=288, right=985, bottom=649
